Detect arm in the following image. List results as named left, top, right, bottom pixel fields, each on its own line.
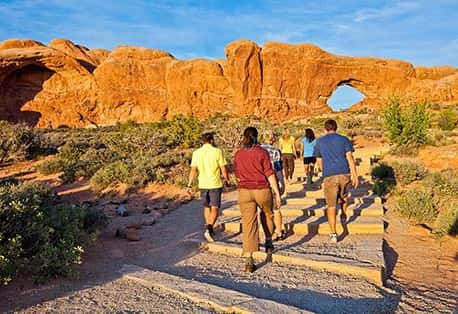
left=292, top=138, right=298, bottom=158
left=267, top=174, right=282, bottom=209
left=220, top=165, right=229, bottom=185
left=317, top=158, right=323, bottom=172
left=299, top=140, right=304, bottom=158
left=346, top=152, right=359, bottom=188
left=187, top=167, right=198, bottom=188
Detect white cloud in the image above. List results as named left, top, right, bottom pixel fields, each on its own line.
left=354, top=1, right=420, bottom=22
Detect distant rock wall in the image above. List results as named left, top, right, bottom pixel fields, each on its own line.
left=0, top=38, right=457, bottom=127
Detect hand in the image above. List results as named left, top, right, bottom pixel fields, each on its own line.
left=274, top=193, right=282, bottom=210
left=186, top=187, right=193, bottom=196
left=351, top=175, right=359, bottom=188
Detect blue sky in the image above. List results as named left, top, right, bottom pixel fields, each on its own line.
left=1, top=0, right=457, bottom=109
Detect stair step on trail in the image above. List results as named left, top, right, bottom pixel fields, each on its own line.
left=221, top=215, right=384, bottom=235
left=222, top=202, right=383, bottom=218
left=203, top=233, right=384, bottom=286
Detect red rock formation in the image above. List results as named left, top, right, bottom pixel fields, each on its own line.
left=0, top=38, right=457, bottom=127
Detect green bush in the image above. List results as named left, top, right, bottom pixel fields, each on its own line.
left=390, top=160, right=427, bottom=186
left=90, top=161, right=130, bottom=190
left=0, top=121, right=41, bottom=164
left=383, top=98, right=430, bottom=146
left=373, top=179, right=395, bottom=197
left=433, top=202, right=458, bottom=238
left=437, top=108, right=458, bottom=131
left=165, top=114, right=203, bottom=148
left=371, top=163, right=394, bottom=180
left=395, top=188, right=438, bottom=224
left=0, top=182, right=107, bottom=284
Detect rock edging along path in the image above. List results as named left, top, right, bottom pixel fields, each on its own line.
left=120, top=264, right=307, bottom=314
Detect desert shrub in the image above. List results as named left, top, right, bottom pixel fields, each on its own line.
left=0, top=121, right=41, bottom=164
left=390, top=160, right=427, bottom=186
left=371, top=163, right=394, bottom=180
left=0, top=182, right=107, bottom=284
left=423, top=171, right=458, bottom=197
left=395, top=188, right=438, bottom=224
left=373, top=179, right=396, bottom=197
left=37, top=158, right=66, bottom=175
left=433, top=202, right=458, bottom=238
left=90, top=161, right=130, bottom=190
left=437, top=108, right=458, bottom=131
left=164, top=114, right=203, bottom=148
left=383, top=98, right=430, bottom=146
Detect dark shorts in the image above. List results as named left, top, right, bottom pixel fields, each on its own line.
left=200, top=188, right=223, bottom=208
left=303, top=157, right=317, bottom=165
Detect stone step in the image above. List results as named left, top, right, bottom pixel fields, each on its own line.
left=222, top=203, right=383, bottom=218
left=120, top=264, right=306, bottom=313
left=221, top=215, right=384, bottom=235
left=285, top=194, right=382, bottom=206
left=203, top=241, right=384, bottom=286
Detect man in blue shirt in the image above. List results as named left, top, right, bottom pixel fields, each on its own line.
left=314, top=119, right=359, bottom=243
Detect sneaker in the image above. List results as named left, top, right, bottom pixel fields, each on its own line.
left=273, top=230, right=286, bottom=242
left=204, top=229, right=215, bottom=242
left=245, top=262, right=257, bottom=273
left=329, top=233, right=338, bottom=243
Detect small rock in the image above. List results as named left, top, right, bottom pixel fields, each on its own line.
left=159, top=208, right=169, bottom=215
left=116, top=204, right=129, bottom=217
left=126, top=223, right=142, bottom=229
left=142, top=206, right=152, bottom=214
left=168, top=201, right=180, bottom=210
left=115, top=227, right=127, bottom=238
left=126, top=228, right=140, bottom=241
left=141, top=217, right=156, bottom=226
left=151, top=211, right=162, bottom=220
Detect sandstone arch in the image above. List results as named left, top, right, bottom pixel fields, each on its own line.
left=0, top=45, right=97, bottom=127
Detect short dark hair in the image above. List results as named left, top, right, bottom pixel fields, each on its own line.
left=202, top=132, right=215, bottom=144
left=324, top=119, right=338, bottom=131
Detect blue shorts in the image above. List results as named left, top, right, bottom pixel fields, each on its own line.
left=200, top=188, right=223, bottom=208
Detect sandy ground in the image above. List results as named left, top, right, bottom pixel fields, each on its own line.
left=0, top=141, right=457, bottom=313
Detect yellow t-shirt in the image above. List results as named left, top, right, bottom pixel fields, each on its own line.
left=191, top=144, right=227, bottom=189
left=279, top=136, right=295, bottom=154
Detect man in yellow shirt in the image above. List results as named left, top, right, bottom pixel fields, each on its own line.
left=187, top=132, right=229, bottom=242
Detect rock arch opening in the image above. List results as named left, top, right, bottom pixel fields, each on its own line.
left=0, top=64, right=55, bottom=126
left=327, top=84, right=365, bottom=112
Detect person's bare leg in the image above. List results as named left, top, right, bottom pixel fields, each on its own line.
left=274, top=210, right=284, bottom=239
left=209, top=206, right=218, bottom=226
left=341, top=197, right=349, bottom=220
left=204, top=206, right=211, bottom=225
left=327, top=206, right=337, bottom=234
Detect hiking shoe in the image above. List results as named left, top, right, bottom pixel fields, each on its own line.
left=245, top=262, right=257, bottom=273
left=273, top=230, right=286, bottom=242
left=329, top=233, right=338, bottom=243
left=204, top=229, right=215, bottom=242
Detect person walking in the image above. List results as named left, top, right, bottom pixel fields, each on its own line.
left=313, top=120, right=359, bottom=243
left=279, top=128, right=297, bottom=184
left=261, top=130, right=286, bottom=241
left=187, top=132, right=229, bottom=242
left=234, top=127, right=282, bottom=272
left=300, top=128, right=317, bottom=184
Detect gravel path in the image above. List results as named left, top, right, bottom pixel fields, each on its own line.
left=13, top=278, right=216, bottom=314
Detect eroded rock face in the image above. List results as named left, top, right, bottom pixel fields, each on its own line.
left=0, top=38, right=457, bottom=127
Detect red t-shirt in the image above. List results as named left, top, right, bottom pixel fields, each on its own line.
left=234, top=145, right=275, bottom=189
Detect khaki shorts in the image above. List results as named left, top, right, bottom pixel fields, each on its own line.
left=323, top=174, right=351, bottom=208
